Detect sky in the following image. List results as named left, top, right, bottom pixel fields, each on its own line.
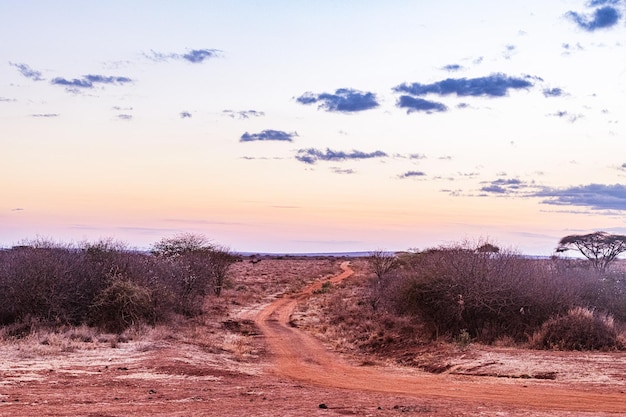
left=2, top=0, right=626, bottom=255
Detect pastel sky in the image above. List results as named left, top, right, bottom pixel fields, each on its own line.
left=2, top=0, right=626, bottom=254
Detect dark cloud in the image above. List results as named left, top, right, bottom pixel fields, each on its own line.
left=180, top=111, right=192, bottom=119
left=296, top=88, right=379, bottom=112
left=30, top=113, right=59, bottom=118
left=295, top=148, right=387, bottom=164
left=397, top=96, right=447, bottom=113
left=394, top=73, right=534, bottom=98
left=588, top=0, right=620, bottom=6
left=442, top=64, right=463, bottom=72
left=51, top=74, right=132, bottom=90
left=398, top=171, right=426, bottom=179
left=10, top=62, right=44, bottom=81
left=566, top=6, right=621, bottom=31
left=240, top=129, right=297, bottom=142
left=535, top=183, right=626, bottom=211
left=223, top=109, right=265, bottom=119
left=144, top=49, right=221, bottom=63
left=543, top=87, right=564, bottom=97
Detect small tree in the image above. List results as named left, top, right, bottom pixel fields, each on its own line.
left=368, top=249, right=399, bottom=280
left=556, top=231, right=626, bottom=272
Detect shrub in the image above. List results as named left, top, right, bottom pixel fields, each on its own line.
left=530, top=307, right=624, bottom=351
left=90, top=276, right=155, bottom=333
left=376, top=241, right=584, bottom=343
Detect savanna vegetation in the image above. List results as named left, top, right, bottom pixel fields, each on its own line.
left=362, top=236, right=626, bottom=351
left=0, top=234, right=238, bottom=335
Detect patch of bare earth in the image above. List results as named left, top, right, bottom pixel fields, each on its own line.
left=0, top=258, right=625, bottom=416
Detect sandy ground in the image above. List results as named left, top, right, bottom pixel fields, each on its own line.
left=1, top=258, right=626, bottom=416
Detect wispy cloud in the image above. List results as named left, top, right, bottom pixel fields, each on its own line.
left=10, top=62, right=44, bottom=81
left=331, top=167, right=356, bottom=175
left=543, top=87, right=564, bottom=97
left=566, top=4, right=622, bottom=31
left=398, top=171, right=426, bottom=179
left=549, top=110, right=583, bottom=122
left=50, top=74, right=132, bottom=92
left=223, top=109, right=265, bottom=119
left=240, top=130, right=297, bottom=142
left=535, top=183, right=626, bottom=211
left=442, top=64, right=463, bottom=72
left=144, top=48, right=221, bottom=63
left=295, top=148, right=387, bottom=164
left=394, top=73, right=534, bottom=98
left=480, top=178, right=526, bottom=194
left=30, top=113, right=59, bottom=118
left=1, top=97, right=16, bottom=102
left=296, top=88, right=379, bottom=112
left=396, top=96, right=447, bottom=114
left=117, top=114, right=133, bottom=120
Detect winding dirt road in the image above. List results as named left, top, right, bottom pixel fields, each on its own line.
left=255, top=261, right=626, bottom=414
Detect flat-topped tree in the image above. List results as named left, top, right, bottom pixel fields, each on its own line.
left=556, top=231, right=626, bottom=272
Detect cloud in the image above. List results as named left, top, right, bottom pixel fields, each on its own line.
left=398, top=171, right=426, bottom=179
left=295, top=148, right=387, bottom=164
left=393, top=73, right=534, bottom=98
left=180, top=111, right=192, bottom=118
left=549, top=110, right=583, bottom=122
left=30, top=113, right=59, bottom=118
left=50, top=74, right=132, bottom=91
left=10, top=62, right=44, bottom=81
left=480, top=178, right=527, bottom=194
left=240, top=129, right=297, bottom=142
left=543, top=87, right=564, bottom=97
left=296, top=88, right=379, bottom=112
left=331, top=167, right=356, bottom=175
left=117, top=114, right=133, bottom=120
left=396, top=96, right=447, bottom=113
left=1, top=97, right=16, bottom=102
left=535, top=183, right=626, bottom=211
left=182, top=49, right=219, bottom=63
left=566, top=6, right=621, bottom=31
left=144, top=48, right=221, bottom=63
left=223, top=109, right=265, bottom=119
left=442, top=64, right=463, bottom=72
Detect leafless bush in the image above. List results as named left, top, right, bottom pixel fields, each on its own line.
left=0, top=234, right=237, bottom=333
left=530, top=307, right=624, bottom=351
left=376, top=241, right=585, bottom=343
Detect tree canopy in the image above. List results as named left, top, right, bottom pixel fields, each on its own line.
left=556, top=231, right=626, bottom=271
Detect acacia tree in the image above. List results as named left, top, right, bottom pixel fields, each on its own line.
left=556, top=231, right=626, bottom=272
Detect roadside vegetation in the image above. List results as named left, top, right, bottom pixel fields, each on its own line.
left=362, top=236, right=626, bottom=351
left=0, top=234, right=238, bottom=336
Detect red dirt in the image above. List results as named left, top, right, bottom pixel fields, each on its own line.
left=1, top=259, right=626, bottom=416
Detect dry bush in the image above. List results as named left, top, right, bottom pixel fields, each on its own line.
left=530, top=307, right=624, bottom=351
left=376, top=242, right=586, bottom=343
left=90, top=276, right=155, bottom=333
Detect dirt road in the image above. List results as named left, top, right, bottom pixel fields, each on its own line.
left=255, top=261, right=626, bottom=414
